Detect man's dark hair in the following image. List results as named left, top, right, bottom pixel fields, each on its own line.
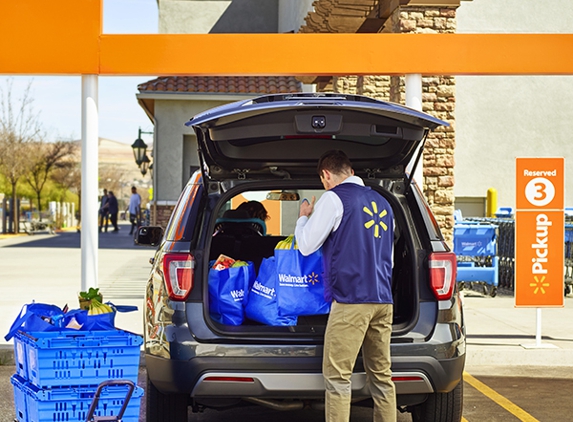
left=317, top=150, right=352, bottom=176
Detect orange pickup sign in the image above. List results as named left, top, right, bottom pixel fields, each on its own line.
left=515, top=158, right=564, bottom=307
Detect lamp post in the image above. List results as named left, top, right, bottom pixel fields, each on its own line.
left=140, top=154, right=151, bottom=176
left=132, top=127, right=155, bottom=224
left=131, top=127, right=153, bottom=167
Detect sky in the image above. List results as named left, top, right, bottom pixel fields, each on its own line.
left=4, top=0, right=159, bottom=145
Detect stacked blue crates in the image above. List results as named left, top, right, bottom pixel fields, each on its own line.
left=454, top=222, right=499, bottom=296
left=10, top=329, right=143, bottom=422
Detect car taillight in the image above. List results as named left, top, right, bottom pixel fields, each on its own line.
left=429, top=252, right=457, bottom=301
left=162, top=253, right=194, bottom=301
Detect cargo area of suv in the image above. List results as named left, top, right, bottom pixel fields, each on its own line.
left=205, top=184, right=420, bottom=334
left=137, top=93, right=465, bottom=422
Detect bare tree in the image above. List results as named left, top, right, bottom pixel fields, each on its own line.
left=25, top=140, right=76, bottom=220
left=0, top=79, right=41, bottom=232
left=99, top=164, right=126, bottom=196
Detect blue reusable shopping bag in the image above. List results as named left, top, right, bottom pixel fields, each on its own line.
left=275, top=242, right=331, bottom=317
left=63, top=302, right=138, bottom=331
left=208, top=261, right=255, bottom=325
left=5, top=303, right=67, bottom=341
left=245, top=257, right=297, bottom=326
left=64, top=309, right=116, bottom=331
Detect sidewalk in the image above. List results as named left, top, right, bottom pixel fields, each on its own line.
left=0, top=221, right=152, bottom=351
left=462, top=291, right=573, bottom=378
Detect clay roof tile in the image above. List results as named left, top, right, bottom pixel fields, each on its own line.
left=138, top=75, right=302, bottom=95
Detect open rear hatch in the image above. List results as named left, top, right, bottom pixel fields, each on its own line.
left=187, top=93, right=446, bottom=183
left=187, top=93, right=447, bottom=337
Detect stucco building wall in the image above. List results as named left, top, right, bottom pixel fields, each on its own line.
left=277, top=0, right=314, bottom=33
left=152, top=98, right=247, bottom=202
left=158, top=0, right=279, bottom=33
left=455, top=0, right=573, bottom=212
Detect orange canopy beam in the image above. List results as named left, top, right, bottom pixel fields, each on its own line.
left=99, top=33, right=573, bottom=76
left=1, top=0, right=573, bottom=76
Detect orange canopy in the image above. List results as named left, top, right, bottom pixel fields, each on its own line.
left=2, top=0, right=573, bottom=76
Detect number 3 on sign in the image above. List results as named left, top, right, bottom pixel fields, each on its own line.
left=525, top=177, right=555, bottom=207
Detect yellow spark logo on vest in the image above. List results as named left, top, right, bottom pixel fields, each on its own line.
left=363, top=201, right=388, bottom=238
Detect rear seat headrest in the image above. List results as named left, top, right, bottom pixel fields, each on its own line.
left=222, top=209, right=251, bottom=219
left=214, top=209, right=267, bottom=236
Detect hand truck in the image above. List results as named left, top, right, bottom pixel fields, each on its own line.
left=85, top=379, right=136, bottom=422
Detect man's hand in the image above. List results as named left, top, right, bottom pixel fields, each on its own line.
left=299, top=196, right=316, bottom=218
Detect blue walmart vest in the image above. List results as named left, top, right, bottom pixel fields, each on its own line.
left=322, top=183, right=394, bottom=304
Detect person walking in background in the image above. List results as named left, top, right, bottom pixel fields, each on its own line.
left=107, top=191, right=119, bottom=232
left=99, top=188, right=109, bottom=232
left=295, top=150, right=396, bottom=422
left=128, top=186, right=141, bottom=235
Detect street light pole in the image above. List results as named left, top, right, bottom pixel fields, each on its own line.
left=132, top=127, right=153, bottom=168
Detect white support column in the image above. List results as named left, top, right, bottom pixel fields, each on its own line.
left=405, top=74, right=423, bottom=185
left=81, top=75, right=99, bottom=291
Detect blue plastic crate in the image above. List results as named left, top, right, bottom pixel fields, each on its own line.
left=14, top=335, right=28, bottom=383
left=11, top=374, right=143, bottom=422
left=12, top=374, right=27, bottom=421
left=14, top=329, right=142, bottom=388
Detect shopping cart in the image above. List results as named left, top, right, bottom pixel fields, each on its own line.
left=454, top=222, right=499, bottom=297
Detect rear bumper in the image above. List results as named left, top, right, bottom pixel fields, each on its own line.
left=146, top=352, right=465, bottom=399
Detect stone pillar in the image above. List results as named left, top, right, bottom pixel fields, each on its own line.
left=388, top=6, right=457, bottom=243
left=332, top=76, right=359, bottom=94
left=154, top=203, right=177, bottom=229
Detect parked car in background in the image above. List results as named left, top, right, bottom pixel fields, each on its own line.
left=136, top=93, right=465, bottom=422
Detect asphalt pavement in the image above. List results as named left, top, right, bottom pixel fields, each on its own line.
left=1, top=225, right=573, bottom=421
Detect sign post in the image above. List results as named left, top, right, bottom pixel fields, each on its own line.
left=515, top=157, right=564, bottom=348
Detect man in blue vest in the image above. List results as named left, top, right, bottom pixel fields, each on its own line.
left=295, top=150, right=396, bottom=422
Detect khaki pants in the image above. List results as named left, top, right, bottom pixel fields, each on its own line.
left=323, top=301, right=396, bottom=422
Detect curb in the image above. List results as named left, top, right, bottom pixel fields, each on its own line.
left=0, top=234, right=27, bottom=241
left=0, top=345, right=14, bottom=366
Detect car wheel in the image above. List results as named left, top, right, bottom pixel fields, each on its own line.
left=146, top=374, right=189, bottom=422
left=411, top=378, right=463, bottom=422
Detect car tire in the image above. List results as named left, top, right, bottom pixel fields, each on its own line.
left=146, top=374, right=189, bottom=422
left=411, top=378, right=463, bottom=422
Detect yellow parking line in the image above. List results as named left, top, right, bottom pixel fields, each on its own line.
left=464, top=371, right=539, bottom=422
left=462, top=417, right=469, bottom=422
